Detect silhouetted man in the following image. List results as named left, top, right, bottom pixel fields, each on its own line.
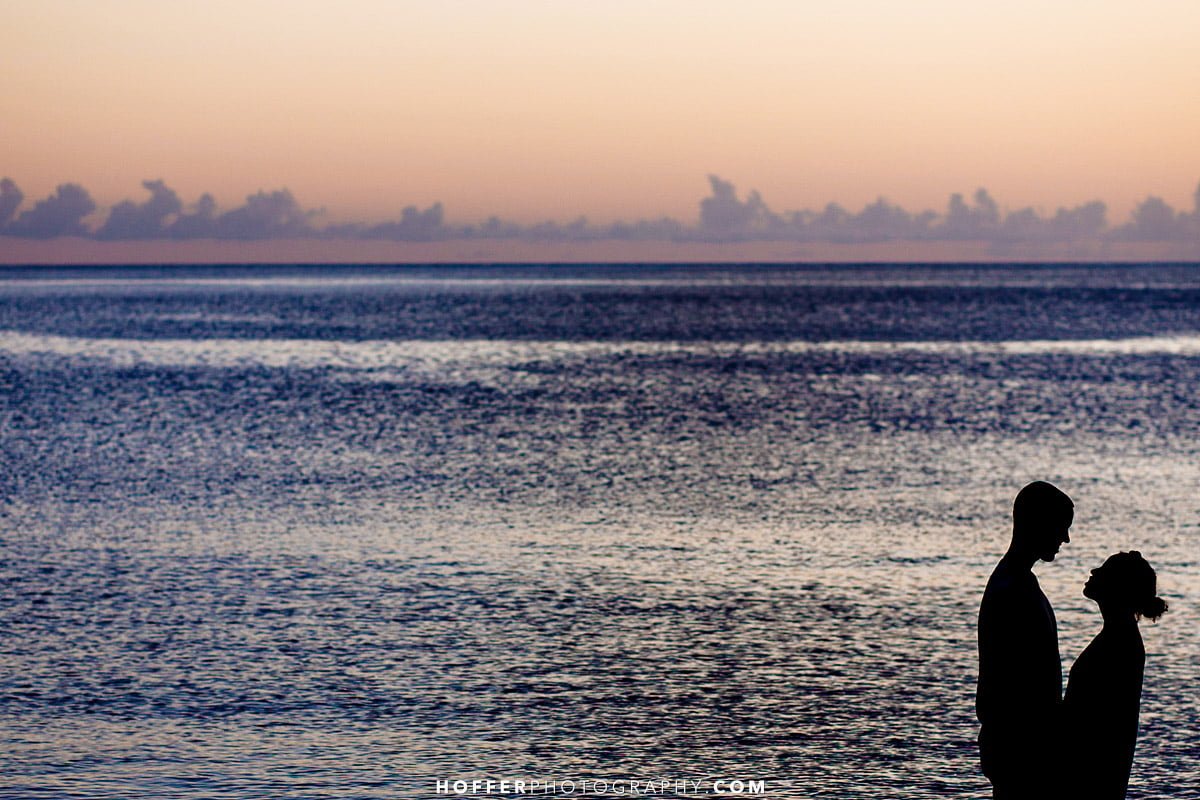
left=977, top=481, right=1074, bottom=799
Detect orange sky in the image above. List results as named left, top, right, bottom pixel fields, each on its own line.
left=4, top=0, right=1200, bottom=228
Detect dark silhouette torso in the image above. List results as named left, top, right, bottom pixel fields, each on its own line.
left=1064, top=623, right=1145, bottom=800
left=977, top=558, right=1062, bottom=794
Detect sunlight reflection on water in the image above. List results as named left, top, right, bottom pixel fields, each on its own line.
left=2, top=265, right=1199, bottom=799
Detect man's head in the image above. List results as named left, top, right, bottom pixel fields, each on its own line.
left=1012, top=481, right=1074, bottom=562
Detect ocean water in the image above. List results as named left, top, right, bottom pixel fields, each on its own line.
left=1, top=263, right=1199, bottom=799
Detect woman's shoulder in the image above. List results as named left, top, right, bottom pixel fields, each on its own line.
left=1108, top=623, right=1146, bottom=659
left=1069, top=626, right=1145, bottom=686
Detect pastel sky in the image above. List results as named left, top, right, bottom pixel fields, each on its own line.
left=3, top=0, right=1200, bottom=260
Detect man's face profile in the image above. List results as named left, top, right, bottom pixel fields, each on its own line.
left=1034, top=508, right=1073, bottom=562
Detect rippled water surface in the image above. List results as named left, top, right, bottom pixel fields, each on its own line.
left=2, top=264, right=1199, bottom=798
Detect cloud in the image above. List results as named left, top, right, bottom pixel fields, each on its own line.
left=460, top=213, right=687, bottom=242
left=604, top=216, right=687, bottom=241
left=362, top=203, right=447, bottom=241
left=168, top=193, right=218, bottom=239
left=848, top=198, right=930, bottom=242
left=811, top=198, right=936, bottom=243
left=113, top=184, right=318, bottom=240
left=0, top=177, right=24, bottom=229
left=695, top=180, right=942, bottom=243
left=1122, top=196, right=1182, bottom=240
left=1114, top=190, right=1200, bottom=242
left=209, top=189, right=316, bottom=240
left=697, top=175, right=783, bottom=240
left=473, top=216, right=525, bottom=239
left=4, top=183, right=96, bottom=239
left=1048, top=201, right=1108, bottom=240
left=998, top=200, right=1107, bottom=242
left=2, top=176, right=1199, bottom=248
left=96, top=179, right=182, bottom=240
left=939, top=189, right=1001, bottom=240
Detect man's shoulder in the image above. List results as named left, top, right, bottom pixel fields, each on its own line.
left=984, top=559, right=1033, bottom=591
left=982, top=560, right=1042, bottom=608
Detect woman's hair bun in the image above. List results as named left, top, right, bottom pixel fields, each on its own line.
left=1139, top=595, right=1168, bottom=622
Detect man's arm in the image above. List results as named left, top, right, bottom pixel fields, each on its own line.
left=978, top=581, right=1061, bottom=726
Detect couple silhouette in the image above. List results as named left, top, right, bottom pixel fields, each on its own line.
left=976, top=481, right=1168, bottom=800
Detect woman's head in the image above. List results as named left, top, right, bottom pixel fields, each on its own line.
left=1084, top=551, right=1168, bottom=621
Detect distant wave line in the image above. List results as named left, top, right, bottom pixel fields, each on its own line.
left=5, top=331, right=1200, bottom=370
left=4, top=276, right=1200, bottom=291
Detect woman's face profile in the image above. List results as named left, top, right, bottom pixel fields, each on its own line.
left=1082, top=553, right=1150, bottom=610
left=1082, top=562, right=1108, bottom=602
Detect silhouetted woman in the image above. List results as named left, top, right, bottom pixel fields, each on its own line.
left=1064, top=551, right=1167, bottom=799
